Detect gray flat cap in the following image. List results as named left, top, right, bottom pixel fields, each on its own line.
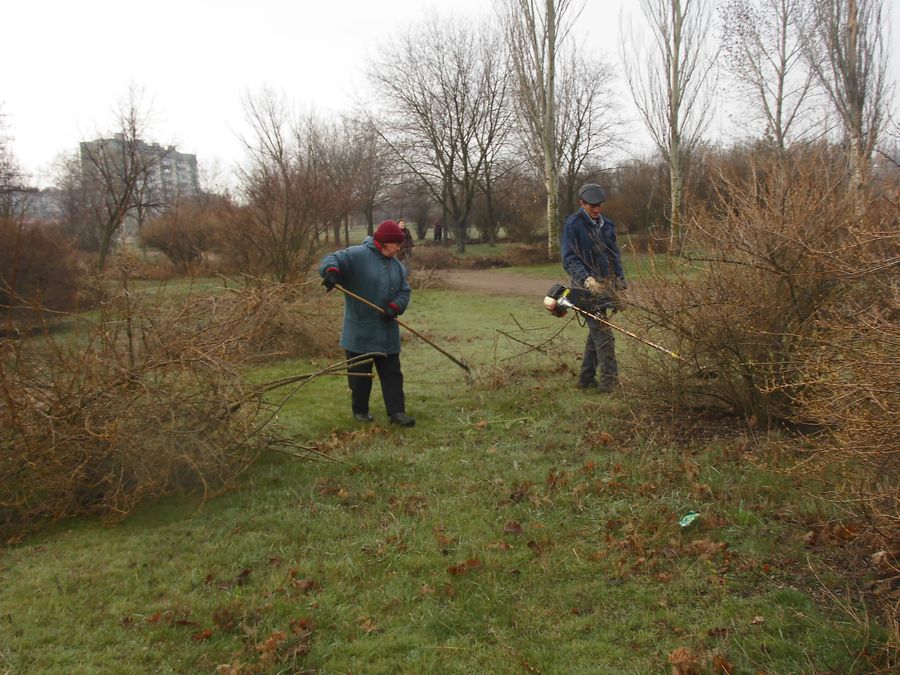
left=578, top=183, right=606, bottom=204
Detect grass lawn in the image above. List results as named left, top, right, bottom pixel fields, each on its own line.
left=500, top=258, right=652, bottom=281
left=0, top=282, right=889, bottom=673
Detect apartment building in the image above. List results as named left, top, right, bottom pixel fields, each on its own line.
left=79, top=134, right=200, bottom=205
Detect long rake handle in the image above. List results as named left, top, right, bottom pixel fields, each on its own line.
left=334, top=283, right=471, bottom=374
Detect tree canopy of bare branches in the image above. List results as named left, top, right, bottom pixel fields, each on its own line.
left=500, top=0, right=580, bottom=259
left=341, top=117, right=394, bottom=238
left=719, top=0, right=816, bottom=154
left=234, top=91, right=330, bottom=282
left=555, top=52, right=623, bottom=211
left=0, top=105, right=25, bottom=221
left=78, top=88, right=164, bottom=269
left=804, top=0, right=893, bottom=205
left=623, top=0, right=717, bottom=253
left=369, top=15, right=512, bottom=253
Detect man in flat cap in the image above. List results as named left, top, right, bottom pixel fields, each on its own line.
left=559, top=183, right=627, bottom=393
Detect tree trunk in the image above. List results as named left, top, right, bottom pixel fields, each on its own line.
left=845, top=0, right=866, bottom=216
left=668, top=0, right=684, bottom=255
left=455, top=217, right=466, bottom=255
left=669, top=158, right=684, bottom=254
left=485, top=188, right=497, bottom=246
left=847, top=132, right=866, bottom=216
left=98, top=228, right=114, bottom=271
left=544, top=0, right=560, bottom=261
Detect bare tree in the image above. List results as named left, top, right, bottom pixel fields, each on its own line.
left=130, top=164, right=169, bottom=233
left=719, top=0, right=816, bottom=155
left=0, top=105, right=28, bottom=222
left=804, top=0, right=893, bottom=205
left=555, top=53, right=623, bottom=211
left=78, top=88, right=164, bottom=269
left=623, top=0, right=717, bottom=253
left=500, top=0, right=580, bottom=259
left=474, top=35, right=517, bottom=246
left=346, top=117, right=394, bottom=238
left=81, top=94, right=151, bottom=262
left=233, top=91, right=328, bottom=282
left=370, top=15, right=512, bottom=254
left=305, top=118, right=351, bottom=247
left=53, top=152, right=96, bottom=252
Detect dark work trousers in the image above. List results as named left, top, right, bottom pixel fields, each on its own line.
left=579, top=314, right=617, bottom=386
left=346, top=350, right=405, bottom=416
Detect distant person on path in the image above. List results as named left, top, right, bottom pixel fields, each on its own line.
left=319, top=220, right=416, bottom=426
left=398, top=220, right=415, bottom=263
left=560, top=183, right=627, bottom=393
left=433, top=219, right=443, bottom=242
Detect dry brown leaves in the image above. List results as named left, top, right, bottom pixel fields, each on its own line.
left=668, top=646, right=735, bottom=675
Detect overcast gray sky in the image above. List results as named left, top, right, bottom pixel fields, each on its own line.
left=4, top=0, right=617, bottom=185
left=2, top=0, right=898, bottom=187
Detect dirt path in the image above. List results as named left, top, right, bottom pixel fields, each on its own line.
left=439, top=269, right=559, bottom=298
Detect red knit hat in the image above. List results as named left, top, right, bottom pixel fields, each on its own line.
left=374, top=220, right=404, bottom=244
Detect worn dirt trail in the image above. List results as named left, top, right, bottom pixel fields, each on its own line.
left=439, top=269, right=559, bottom=298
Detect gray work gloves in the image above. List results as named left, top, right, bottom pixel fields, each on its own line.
left=583, top=276, right=605, bottom=294
left=584, top=276, right=628, bottom=312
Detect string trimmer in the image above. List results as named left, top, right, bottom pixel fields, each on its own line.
left=542, top=283, right=695, bottom=367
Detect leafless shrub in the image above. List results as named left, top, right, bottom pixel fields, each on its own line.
left=622, top=231, right=670, bottom=254
left=410, top=246, right=458, bottom=270
left=0, top=276, right=339, bottom=538
left=467, top=256, right=511, bottom=270
left=149, top=276, right=340, bottom=362
left=1, top=219, right=81, bottom=318
left=140, top=199, right=220, bottom=273
left=208, top=201, right=270, bottom=276
left=495, top=244, right=548, bottom=267
left=630, top=150, right=898, bottom=546
left=101, top=248, right=175, bottom=282
left=407, top=266, right=446, bottom=290
left=634, top=155, right=852, bottom=418
left=605, top=156, right=670, bottom=239
left=784, top=192, right=899, bottom=546
left=404, top=242, right=551, bottom=287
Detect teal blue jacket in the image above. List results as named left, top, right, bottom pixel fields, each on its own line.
left=319, top=237, right=411, bottom=354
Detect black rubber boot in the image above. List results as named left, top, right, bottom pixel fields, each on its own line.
left=389, top=412, right=416, bottom=427
left=596, top=378, right=618, bottom=393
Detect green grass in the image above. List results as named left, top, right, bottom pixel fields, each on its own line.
left=502, top=257, right=648, bottom=281
left=0, top=285, right=889, bottom=673
left=498, top=251, right=662, bottom=282
left=126, top=275, right=233, bottom=299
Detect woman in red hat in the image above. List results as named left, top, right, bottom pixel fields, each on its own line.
left=318, top=220, right=416, bottom=426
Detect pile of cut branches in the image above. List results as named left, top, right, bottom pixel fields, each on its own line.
left=0, top=277, right=339, bottom=539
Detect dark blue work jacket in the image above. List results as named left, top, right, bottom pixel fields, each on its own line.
left=560, top=209, right=625, bottom=286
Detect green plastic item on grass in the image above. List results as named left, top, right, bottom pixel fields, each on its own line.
left=679, top=511, right=700, bottom=528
